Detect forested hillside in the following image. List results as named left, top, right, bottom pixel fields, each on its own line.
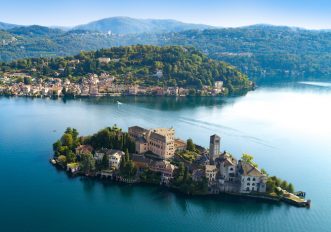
left=1, top=24, right=331, bottom=82
left=0, top=45, right=251, bottom=93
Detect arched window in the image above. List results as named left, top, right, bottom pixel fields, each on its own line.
left=253, top=178, right=256, bottom=181
left=247, top=177, right=251, bottom=181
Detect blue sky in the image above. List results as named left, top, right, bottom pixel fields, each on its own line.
left=0, top=0, right=330, bottom=29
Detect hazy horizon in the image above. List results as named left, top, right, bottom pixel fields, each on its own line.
left=0, top=0, right=331, bottom=30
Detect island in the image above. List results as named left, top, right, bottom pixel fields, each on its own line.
left=0, top=45, right=253, bottom=97
left=51, top=125, right=310, bottom=208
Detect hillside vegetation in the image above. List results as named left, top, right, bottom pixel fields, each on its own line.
left=0, top=45, right=251, bottom=93
left=1, top=23, right=331, bottom=82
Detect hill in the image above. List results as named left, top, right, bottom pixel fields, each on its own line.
left=73, top=16, right=213, bottom=34
left=0, top=45, right=251, bottom=94
left=1, top=24, right=331, bottom=83
left=0, top=21, right=20, bottom=30
left=158, top=26, right=331, bottom=82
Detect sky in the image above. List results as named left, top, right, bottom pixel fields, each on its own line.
left=0, top=0, right=331, bottom=29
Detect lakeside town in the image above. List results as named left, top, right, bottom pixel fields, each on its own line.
left=0, top=71, right=226, bottom=97
left=51, top=125, right=310, bottom=207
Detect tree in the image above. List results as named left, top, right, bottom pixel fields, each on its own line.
left=241, top=153, right=258, bottom=168
left=186, top=138, right=195, bottom=152
left=66, top=150, right=76, bottom=163
left=281, top=180, right=288, bottom=190
left=287, top=183, right=295, bottom=193
left=61, top=133, right=73, bottom=148
left=101, top=154, right=110, bottom=170
left=57, top=155, right=67, bottom=166
left=261, top=168, right=268, bottom=175
left=80, top=153, right=95, bottom=174
left=24, top=77, right=32, bottom=85
left=53, top=140, right=62, bottom=155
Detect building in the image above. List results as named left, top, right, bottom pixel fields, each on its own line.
left=238, top=161, right=267, bottom=193
left=94, top=149, right=124, bottom=170
left=219, top=153, right=237, bottom=182
left=109, top=151, right=124, bottom=170
left=128, top=126, right=175, bottom=159
left=209, top=134, right=221, bottom=162
left=98, top=57, right=111, bottom=64
left=205, top=164, right=217, bottom=184
left=150, top=160, right=176, bottom=184
left=174, top=139, right=187, bottom=152
left=76, top=145, right=93, bottom=156
left=131, top=154, right=153, bottom=171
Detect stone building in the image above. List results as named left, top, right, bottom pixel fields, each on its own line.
left=128, top=126, right=175, bottom=159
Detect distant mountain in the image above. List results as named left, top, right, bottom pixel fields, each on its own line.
left=0, top=22, right=21, bottom=30
left=8, top=25, right=63, bottom=37
left=73, top=16, right=214, bottom=34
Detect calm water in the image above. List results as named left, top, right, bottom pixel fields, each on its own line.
left=0, top=82, right=331, bottom=232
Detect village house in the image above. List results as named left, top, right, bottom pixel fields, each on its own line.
left=174, top=139, right=187, bottom=152
left=98, top=57, right=111, bottom=64
left=94, top=149, right=124, bottom=170
left=205, top=164, right=217, bottom=185
left=66, top=163, right=79, bottom=173
left=150, top=160, right=176, bottom=184
left=218, top=152, right=237, bottom=182
left=238, top=161, right=267, bottom=193
left=76, top=145, right=93, bottom=156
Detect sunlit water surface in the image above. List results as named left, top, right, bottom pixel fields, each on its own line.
left=0, top=82, right=330, bottom=232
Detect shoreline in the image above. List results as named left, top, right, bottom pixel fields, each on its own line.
left=51, top=160, right=309, bottom=208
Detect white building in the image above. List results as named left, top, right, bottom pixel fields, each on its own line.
left=94, top=149, right=124, bottom=170
left=98, top=57, right=111, bottom=64
left=238, top=161, right=267, bottom=193
left=219, top=154, right=237, bottom=182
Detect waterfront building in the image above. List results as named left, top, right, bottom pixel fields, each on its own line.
left=128, top=126, right=175, bottom=159
left=150, top=160, right=176, bottom=184
left=238, top=161, right=267, bottom=193
left=205, top=164, right=217, bottom=184
left=94, top=149, right=124, bottom=170
left=209, top=134, right=221, bottom=162
left=219, top=152, right=237, bottom=182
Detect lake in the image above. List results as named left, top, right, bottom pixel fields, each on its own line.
left=0, top=82, right=330, bottom=232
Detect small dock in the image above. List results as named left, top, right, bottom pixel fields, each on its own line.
left=282, top=192, right=311, bottom=208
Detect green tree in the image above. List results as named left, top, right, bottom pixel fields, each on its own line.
left=61, top=133, right=73, bottom=148
left=241, top=153, right=258, bottom=168
left=287, top=183, right=295, bottom=193
left=101, top=154, right=110, bottom=170
left=57, top=155, right=67, bottom=166
left=23, top=77, right=32, bottom=85
left=66, top=150, right=76, bottom=163
left=80, top=153, right=96, bottom=174
left=186, top=138, right=196, bottom=152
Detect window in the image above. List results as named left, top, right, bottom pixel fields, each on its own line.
left=253, top=178, right=256, bottom=181
left=246, top=187, right=250, bottom=191
left=252, top=183, right=255, bottom=186
left=247, top=177, right=251, bottom=181
left=247, top=183, right=250, bottom=186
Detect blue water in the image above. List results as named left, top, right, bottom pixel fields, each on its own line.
left=0, top=82, right=330, bottom=232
